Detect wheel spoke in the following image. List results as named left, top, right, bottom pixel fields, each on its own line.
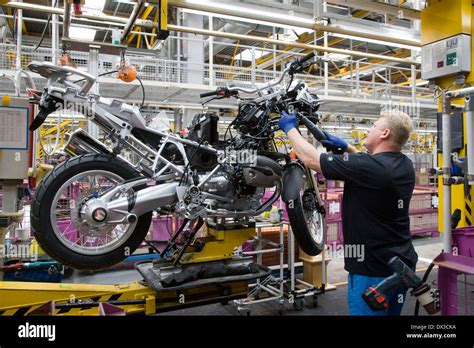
left=50, top=170, right=138, bottom=256
left=60, top=221, right=73, bottom=237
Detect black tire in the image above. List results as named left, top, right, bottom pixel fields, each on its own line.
left=293, top=298, right=304, bottom=311
left=313, top=294, right=319, bottom=308
left=287, top=188, right=325, bottom=256
left=31, top=154, right=153, bottom=270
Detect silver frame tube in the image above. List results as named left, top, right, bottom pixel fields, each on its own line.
left=441, top=91, right=452, bottom=253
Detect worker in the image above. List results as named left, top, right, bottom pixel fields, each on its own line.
left=278, top=109, right=418, bottom=315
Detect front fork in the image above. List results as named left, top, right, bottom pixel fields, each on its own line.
left=303, top=166, right=326, bottom=217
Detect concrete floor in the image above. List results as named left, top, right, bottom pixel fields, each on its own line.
left=69, top=233, right=443, bottom=316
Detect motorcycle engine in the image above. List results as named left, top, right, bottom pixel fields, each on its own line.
left=200, top=171, right=264, bottom=211
left=199, top=155, right=281, bottom=212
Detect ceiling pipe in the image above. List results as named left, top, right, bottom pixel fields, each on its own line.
left=120, top=0, right=145, bottom=45
left=62, top=0, right=71, bottom=41
left=166, top=0, right=421, bottom=47
left=168, top=24, right=420, bottom=66
left=3, top=1, right=420, bottom=66
left=205, top=19, right=283, bottom=60
left=6, top=1, right=420, bottom=48
left=0, top=14, right=157, bottom=37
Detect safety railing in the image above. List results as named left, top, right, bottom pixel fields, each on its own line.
left=0, top=42, right=435, bottom=107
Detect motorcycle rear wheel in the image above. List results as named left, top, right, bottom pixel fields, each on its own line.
left=31, top=154, right=152, bottom=270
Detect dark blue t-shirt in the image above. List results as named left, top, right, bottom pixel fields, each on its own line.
left=320, top=151, right=418, bottom=277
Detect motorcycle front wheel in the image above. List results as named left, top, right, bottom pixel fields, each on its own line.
left=286, top=180, right=325, bottom=256
left=31, top=154, right=152, bottom=270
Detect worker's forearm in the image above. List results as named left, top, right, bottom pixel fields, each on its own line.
left=286, top=128, right=322, bottom=172
left=347, top=144, right=358, bottom=153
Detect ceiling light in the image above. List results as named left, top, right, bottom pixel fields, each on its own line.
left=184, top=0, right=314, bottom=26
left=236, top=49, right=266, bottom=61
left=69, top=26, right=97, bottom=41
left=328, top=53, right=350, bottom=61
left=84, top=0, right=106, bottom=11
left=331, top=33, right=421, bottom=51
left=181, top=8, right=310, bottom=33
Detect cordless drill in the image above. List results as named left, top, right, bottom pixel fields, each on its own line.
left=362, top=256, right=439, bottom=314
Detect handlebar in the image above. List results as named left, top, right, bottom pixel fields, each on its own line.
left=200, top=87, right=239, bottom=99
left=297, top=114, right=328, bottom=142
left=200, top=51, right=318, bottom=98
left=200, top=90, right=220, bottom=98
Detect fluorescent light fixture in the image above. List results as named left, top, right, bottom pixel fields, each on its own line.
left=270, top=27, right=309, bottom=42
left=415, top=129, right=437, bottom=133
left=327, top=53, right=350, bottom=61
left=184, top=0, right=314, bottom=26
left=331, top=32, right=421, bottom=51
left=69, top=26, right=97, bottom=41
left=416, top=80, right=429, bottom=87
left=84, top=0, right=106, bottom=11
left=181, top=8, right=310, bottom=33
left=236, top=49, right=266, bottom=61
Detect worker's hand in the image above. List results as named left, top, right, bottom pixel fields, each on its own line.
left=278, top=111, right=297, bottom=134
left=321, top=130, right=348, bottom=154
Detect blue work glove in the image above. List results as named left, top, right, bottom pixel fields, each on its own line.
left=278, top=111, right=297, bottom=134
left=320, top=130, right=348, bottom=154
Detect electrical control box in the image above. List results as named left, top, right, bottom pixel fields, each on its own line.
left=421, top=34, right=471, bottom=80
left=0, top=98, right=30, bottom=180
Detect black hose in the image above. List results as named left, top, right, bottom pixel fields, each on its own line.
left=414, top=261, right=436, bottom=316
left=73, top=70, right=118, bottom=84
left=34, top=0, right=58, bottom=51
left=179, top=138, right=204, bottom=187
left=136, top=76, right=145, bottom=109
left=12, top=9, right=16, bottom=41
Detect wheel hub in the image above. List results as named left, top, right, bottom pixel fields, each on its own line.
left=70, top=195, right=116, bottom=237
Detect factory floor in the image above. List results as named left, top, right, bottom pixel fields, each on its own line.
left=69, top=233, right=442, bottom=316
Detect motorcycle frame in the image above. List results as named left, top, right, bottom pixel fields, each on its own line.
left=28, top=62, right=283, bottom=222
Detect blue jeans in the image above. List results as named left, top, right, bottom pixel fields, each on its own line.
left=347, top=273, right=408, bottom=316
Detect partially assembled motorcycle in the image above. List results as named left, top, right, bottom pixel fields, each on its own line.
left=28, top=52, right=330, bottom=270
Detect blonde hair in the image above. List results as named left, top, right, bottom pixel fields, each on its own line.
left=379, top=109, right=413, bottom=149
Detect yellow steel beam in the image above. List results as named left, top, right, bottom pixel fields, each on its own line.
left=150, top=7, right=160, bottom=47
left=5, top=7, right=13, bottom=33
left=230, top=39, right=240, bottom=67
left=0, top=279, right=249, bottom=316
left=40, top=121, right=71, bottom=137
left=136, top=27, right=142, bottom=48
left=127, top=5, right=154, bottom=45
left=158, top=0, right=168, bottom=38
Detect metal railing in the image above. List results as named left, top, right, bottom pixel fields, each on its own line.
left=0, top=41, right=435, bottom=107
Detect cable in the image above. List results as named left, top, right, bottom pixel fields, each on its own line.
left=136, top=76, right=145, bottom=109
left=414, top=261, right=436, bottom=316
left=34, top=0, right=58, bottom=51
left=179, top=138, right=205, bottom=187
left=274, top=136, right=290, bottom=154
left=12, top=9, right=16, bottom=42
left=73, top=69, right=118, bottom=84
left=37, top=110, right=61, bottom=158
left=286, top=74, right=294, bottom=93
